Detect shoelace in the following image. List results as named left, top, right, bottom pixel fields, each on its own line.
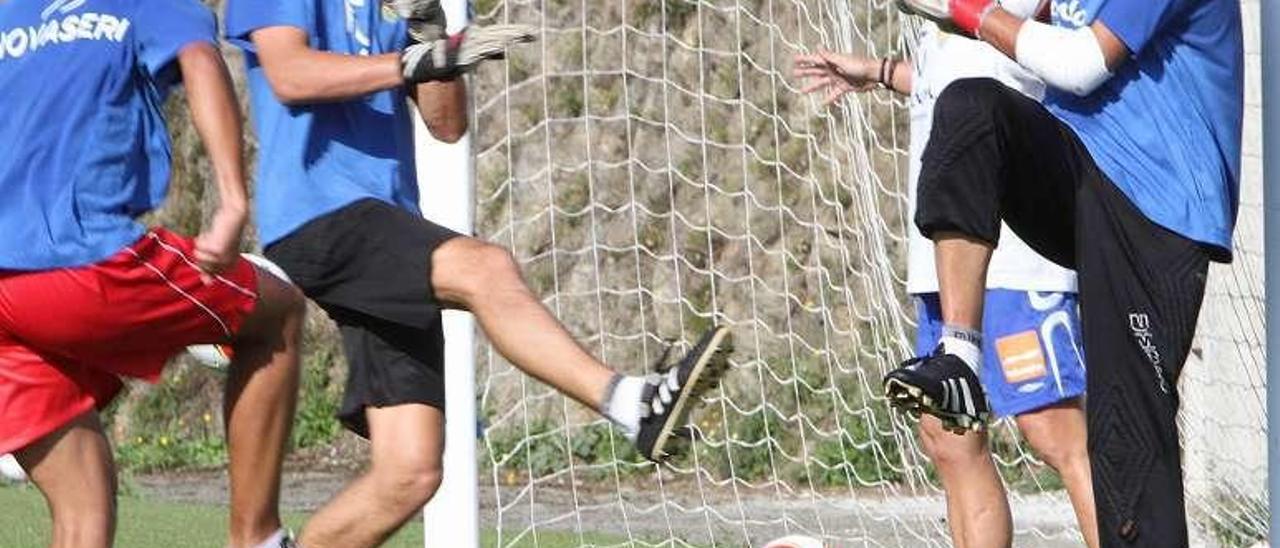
left=897, top=355, right=927, bottom=371
left=641, top=340, right=681, bottom=419
left=641, top=369, right=682, bottom=418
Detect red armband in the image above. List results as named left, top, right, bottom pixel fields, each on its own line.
left=949, top=0, right=995, bottom=36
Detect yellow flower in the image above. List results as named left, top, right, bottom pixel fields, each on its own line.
left=159, top=436, right=170, bottom=447
left=203, top=413, right=212, bottom=423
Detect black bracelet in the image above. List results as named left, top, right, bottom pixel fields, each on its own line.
left=879, top=57, right=899, bottom=90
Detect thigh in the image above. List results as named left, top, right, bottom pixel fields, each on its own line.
left=980, top=290, right=1087, bottom=418
left=1075, top=175, right=1208, bottom=546
left=366, top=403, right=445, bottom=470
left=917, top=79, right=1090, bottom=266
left=265, top=199, right=460, bottom=331
left=329, top=306, right=446, bottom=438
left=994, top=95, right=1097, bottom=270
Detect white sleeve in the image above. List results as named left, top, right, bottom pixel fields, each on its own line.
left=1014, top=20, right=1112, bottom=97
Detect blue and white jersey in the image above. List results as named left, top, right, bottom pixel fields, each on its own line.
left=0, top=0, right=217, bottom=269
left=224, top=0, right=421, bottom=247
left=1045, top=0, right=1243, bottom=259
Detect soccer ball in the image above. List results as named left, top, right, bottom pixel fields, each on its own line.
left=185, top=253, right=291, bottom=370
left=762, top=535, right=824, bottom=548
left=186, top=343, right=235, bottom=369
left=0, top=454, right=26, bottom=482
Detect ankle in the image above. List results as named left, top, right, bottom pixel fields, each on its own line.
left=601, top=374, right=646, bottom=440
left=229, top=517, right=283, bottom=548
left=940, top=325, right=982, bottom=373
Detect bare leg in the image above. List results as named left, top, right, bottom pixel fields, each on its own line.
left=299, top=404, right=444, bottom=548
left=431, top=237, right=615, bottom=410
left=1015, top=399, right=1098, bottom=548
left=223, top=266, right=306, bottom=547
left=918, top=415, right=1012, bottom=548
left=14, top=411, right=116, bottom=548
left=935, top=233, right=994, bottom=330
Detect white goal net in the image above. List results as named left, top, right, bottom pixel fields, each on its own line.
left=464, top=0, right=1268, bottom=546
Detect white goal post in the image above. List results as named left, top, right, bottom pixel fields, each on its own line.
left=1263, top=0, right=1279, bottom=543
left=416, top=0, right=480, bottom=546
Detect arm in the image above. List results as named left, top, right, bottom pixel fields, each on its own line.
left=250, top=26, right=404, bottom=105
left=886, top=59, right=914, bottom=96
left=412, top=78, right=468, bottom=143
left=793, top=50, right=914, bottom=105
left=250, top=24, right=498, bottom=141
left=899, top=0, right=1131, bottom=96
left=177, top=42, right=249, bottom=275
left=978, top=10, right=1130, bottom=96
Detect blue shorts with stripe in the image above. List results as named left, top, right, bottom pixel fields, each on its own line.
left=914, top=289, right=1087, bottom=418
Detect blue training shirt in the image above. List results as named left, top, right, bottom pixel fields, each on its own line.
left=0, top=0, right=217, bottom=269
left=224, top=0, right=421, bottom=247
left=1045, top=0, right=1243, bottom=259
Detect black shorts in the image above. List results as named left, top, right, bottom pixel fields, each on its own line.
left=916, top=79, right=1212, bottom=547
left=264, top=198, right=460, bottom=437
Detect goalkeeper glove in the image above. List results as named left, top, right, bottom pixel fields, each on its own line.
left=385, top=0, right=537, bottom=83
left=896, top=0, right=995, bottom=36
left=400, top=24, right=537, bottom=83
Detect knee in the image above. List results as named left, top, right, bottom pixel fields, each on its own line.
left=433, top=239, right=522, bottom=305
left=250, top=261, right=307, bottom=333
left=935, top=78, right=1008, bottom=122
left=47, top=493, right=116, bottom=548
left=372, top=459, right=443, bottom=511
left=918, top=418, right=986, bottom=471
left=1031, top=436, right=1088, bottom=475
left=277, top=284, right=307, bottom=327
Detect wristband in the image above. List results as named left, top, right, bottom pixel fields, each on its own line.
left=878, top=58, right=891, bottom=87
left=949, top=0, right=996, bottom=36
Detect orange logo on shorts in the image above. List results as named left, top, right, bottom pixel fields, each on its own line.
left=995, top=330, right=1047, bottom=384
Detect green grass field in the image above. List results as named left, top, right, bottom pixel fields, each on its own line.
left=0, top=483, right=625, bottom=547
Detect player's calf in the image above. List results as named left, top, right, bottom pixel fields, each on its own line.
left=224, top=261, right=306, bottom=548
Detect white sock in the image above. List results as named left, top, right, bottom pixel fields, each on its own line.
left=253, top=528, right=288, bottom=548
left=602, top=375, right=647, bottom=441
left=940, top=325, right=982, bottom=374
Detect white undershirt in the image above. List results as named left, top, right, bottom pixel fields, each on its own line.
left=906, top=25, right=1077, bottom=295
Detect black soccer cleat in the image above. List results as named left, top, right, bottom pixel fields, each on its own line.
left=634, top=326, right=734, bottom=462
left=883, top=348, right=990, bottom=433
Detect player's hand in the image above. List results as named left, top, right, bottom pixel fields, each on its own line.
left=401, top=24, right=537, bottom=83
left=383, top=0, right=446, bottom=43
left=194, top=205, right=247, bottom=282
left=897, top=0, right=993, bottom=36
left=793, top=50, right=878, bottom=105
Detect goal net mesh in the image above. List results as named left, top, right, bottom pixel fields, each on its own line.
left=465, top=0, right=1268, bottom=545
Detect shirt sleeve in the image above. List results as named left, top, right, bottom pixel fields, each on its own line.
left=223, top=0, right=311, bottom=52
left=1094, top=0, right=1194, bottom=55
left=131, top=0, right=216, bottom=81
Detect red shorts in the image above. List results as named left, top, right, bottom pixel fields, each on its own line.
left=0, top=229, right=258, bottom=455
